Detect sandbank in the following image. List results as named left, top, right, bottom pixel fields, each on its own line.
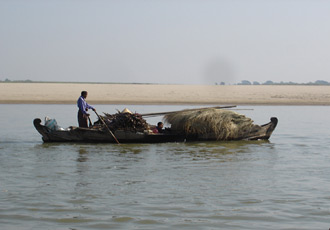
left=1, top=83, right=330, bottom=105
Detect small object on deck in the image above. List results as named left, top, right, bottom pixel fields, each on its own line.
left=121, top=108, right=132, bottom=114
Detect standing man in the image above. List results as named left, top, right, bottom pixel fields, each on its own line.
left=77, top=91, right=96, bottom=128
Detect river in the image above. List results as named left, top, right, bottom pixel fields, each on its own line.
left=0, top=105, right=329, bottom=229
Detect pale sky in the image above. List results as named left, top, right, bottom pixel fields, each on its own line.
left=1, top=0, right=330, bottom=85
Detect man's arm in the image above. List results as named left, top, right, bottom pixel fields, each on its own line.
left=86, top=102, right=96, bottom=111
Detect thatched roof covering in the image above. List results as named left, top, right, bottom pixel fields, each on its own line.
left=163, top=108, right=260, bottom=140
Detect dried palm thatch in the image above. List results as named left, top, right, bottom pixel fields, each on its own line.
left=163, top=108, right=260, bottom=140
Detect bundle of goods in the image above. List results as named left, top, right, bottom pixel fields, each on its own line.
left=163, top=108, right=260, bottom=140
left=44, top=117, right=64, bottom=131
left=98, top=110, right=149, bottom=132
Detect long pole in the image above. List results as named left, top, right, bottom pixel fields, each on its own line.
left=94, top=111, right=120, bottom=144
left=88, top=116, right=92, bottom=128
left=140, top=105, right=237, bottom=117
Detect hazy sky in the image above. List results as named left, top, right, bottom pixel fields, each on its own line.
left=1, top=0, right=330, bottom=84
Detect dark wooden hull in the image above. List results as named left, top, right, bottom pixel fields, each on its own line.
left=33, top=117, right=278, bottom=143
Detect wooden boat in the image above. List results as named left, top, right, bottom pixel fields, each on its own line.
left=33, top=117, right=278, bottom=143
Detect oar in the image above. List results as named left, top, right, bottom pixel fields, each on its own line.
left=94, top=111, right=120, bottom=144
left=88, top=116, right=93, bottom=128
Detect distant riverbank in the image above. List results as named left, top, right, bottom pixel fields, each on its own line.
left=1, top=82, right=330, bottom=105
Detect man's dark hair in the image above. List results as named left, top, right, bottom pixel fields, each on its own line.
left=157, top=122, right=163, bottom=126
left=81, top=91, right=88, bottom=96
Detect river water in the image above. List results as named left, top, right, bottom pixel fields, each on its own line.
left=0, top=104, right=330, bottom=230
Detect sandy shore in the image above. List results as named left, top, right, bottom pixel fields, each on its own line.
left=1, top=82, right=330, bottom=105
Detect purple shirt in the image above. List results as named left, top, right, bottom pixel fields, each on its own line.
left=77, top=96, right=94, bottom=114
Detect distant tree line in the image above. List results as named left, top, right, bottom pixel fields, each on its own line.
left=2, top=78, right=330, bottom=85
left=0, top=79, right=150, bottom=84
left=215, top=80, right=330, bottom=85
left=0, top=78, right=33, bottom=83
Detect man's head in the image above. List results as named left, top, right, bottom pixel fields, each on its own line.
left=157, top=122, right=163, bottom=129
left=81, top=91, right=88, bottom=98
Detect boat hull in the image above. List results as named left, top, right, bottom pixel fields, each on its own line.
left=33, top=117, right=278, bottom=143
